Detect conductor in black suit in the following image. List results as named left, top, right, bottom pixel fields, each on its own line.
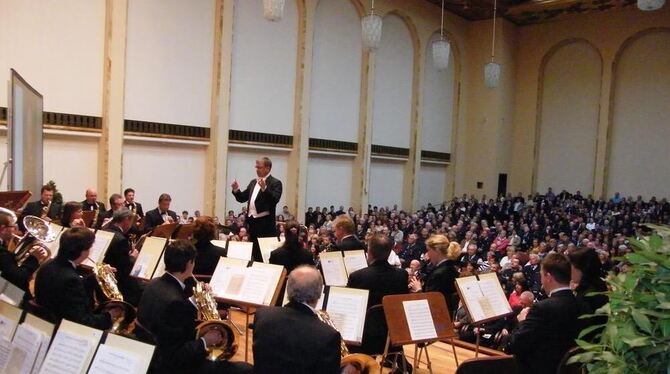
left=231, top=157, right=283, bottom=262
left=144, top=193, right=179, bottom=232
left=34, top=227, right=124, bottom=329
left=136, top=240, right=252, bottom=374
left=332, top=215, right=366, bottom=252
left=253, top=265, right=341, bottom=374
left=507, top=253, right=581, bottom=374
left=20, top=185, right=61, bottom=229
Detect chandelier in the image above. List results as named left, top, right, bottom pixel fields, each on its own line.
left=361, top=0, right=383, bottom=51
left=432, top=0, right=451, bottom=71
left=263, top=0, right=286, bottom=22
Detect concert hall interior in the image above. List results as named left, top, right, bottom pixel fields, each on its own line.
left=0, top=0, right=669, bottom=373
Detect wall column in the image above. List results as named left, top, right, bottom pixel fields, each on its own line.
left=593, top=54, right=613, bottom=198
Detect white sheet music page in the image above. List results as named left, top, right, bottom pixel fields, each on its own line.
left=209, top=258, right=249, bottom=300
left=0, top=338, right=11, bottom=371
left=478, top=273, right=513, bottom=317
left=343, top=251, right=368, bottom=276
left=130, top=236, right=166, bottom=279
left=402, top=299, right=437, bottom=341
left=239, top=267, right=275, bottom=305
left=38, top=330, right=96, bottom=374
left=226, top=241, right=253, bottom=261
left=257, top=237, right=284, bottom=263
left=85, top=230, right=114, bottom=266
left=320, top=252, right=348, bottom=287
left=456, top=276, right=486, bottom=322
left=88, top=344, right=140, bottom=374
left=0, top=315, right=18, bottom=340
left=5, top=323, right=42, bottom=374
left=325, top=287, right=368, bottom=343
left=30, top=332, right=50, bottom=374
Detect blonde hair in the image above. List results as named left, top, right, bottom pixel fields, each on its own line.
left=426, top=234, right=461, bottom=260
left=333, top=215, right=354, bottom=234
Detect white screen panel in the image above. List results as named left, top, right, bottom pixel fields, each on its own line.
left=306, top=154, right=354, bottom=208
left=43, top=135, right=98, bottom=202
left=421, top=33, right=455, bottom=154
left=419, top=163, right=447, bottom=207
left=369, top=159, right=405, bottom=210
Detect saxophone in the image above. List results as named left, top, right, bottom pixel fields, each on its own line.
left=191, top=277, right=236, bottom=361
left=91, top=261, right=136, bottom=334
left=91, top=206, right=100, bottom=229
left=316, top=310, right=350, bottom=357
left=316, top=310, right=380, bottom=372
left=40, top=201, right=51, bottom=219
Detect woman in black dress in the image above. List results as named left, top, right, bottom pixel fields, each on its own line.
left=192, top=216, right=226, bottom=276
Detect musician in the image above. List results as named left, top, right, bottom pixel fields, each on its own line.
left=409, top=234, right=460, bottom=314
left=192, top=216, right=226, bottom=276
left=97, top=193, right=125, bottom=229
left=102, top=208, right=141, bottom=305
left=61, top=201, right=86, bottom=228
left=231, top=157, right=283, bottom=262
left=136, top=240, right=252, bottom=373
left=269, top=220, right=314, bottom=274
left=34, top=227, right=124, bottom=329
left=144, top=193, right=179, bottom=232
left=0, top=208, right=45, bottom=291
left=81, top=188, right=106, bottom=212
left=331, top=215, right=365, bottom=252
left=253, top=266, right=340, bottom=374
left=20, top=185, right=61, bottom=228
left=124, top=188, right=144, bottom=217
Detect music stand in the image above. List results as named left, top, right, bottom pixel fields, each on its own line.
left=173, top=223, right=194, bottom=240
left=81, top=210, right=96, bottom=228
left=0, top=190, right=31, bottom=211
left=382, top=292, right=458, bottom=373
left=149, top=223, right=179, bottom=239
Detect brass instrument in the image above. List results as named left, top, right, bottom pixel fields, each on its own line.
left=9, top=213, right=55, bottom=266
left=192, top=276, right=237, bottom=361
left=40, top=201, right=50, bottom=219
left=316, top=310, right=380, bottom=373
left=316, top=310, right=350, bottom=357
left=90, top=260, right=136, bottom=334
left=91, top=207, right=100, bottom=229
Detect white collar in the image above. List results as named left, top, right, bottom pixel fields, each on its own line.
left=68, top=260, right=77, bottom=269
left=549, top=286, right=572, bottom=297
left=167, top=272, right=186, bottom=290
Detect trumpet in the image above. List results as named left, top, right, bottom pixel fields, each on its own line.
left=5, top=210, right=55, bottom=266
left=90, top=260, right=136, bottom=335
left=191, top=276, right=237, bottom=361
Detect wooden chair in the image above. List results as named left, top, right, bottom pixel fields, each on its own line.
left=455, top=356, right=518, bottom=374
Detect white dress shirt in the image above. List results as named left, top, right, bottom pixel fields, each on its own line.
left=249, top=175, right=270, bottom=218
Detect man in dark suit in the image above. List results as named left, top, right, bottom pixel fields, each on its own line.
left=144, top=193, right=179, bottom=232
left=332, top=215, right=365, bottom=252
left=34, top=227, right=123, bottom=329
left=231, top=157, right=283, bottom=262
left=102, top=208, right=141, bottom=305
left=81, top=188, right=106, bottom=212
left=347, top=234, right=408, bottom=355
left=253, top=266, right=340, bottom=374
left=136, top=240, right=252, bottom=374
left=507, top=253, right=581, bottom=374
left=399, top=233, right=424, bottom=267
left=20, top=185, right=61, bottom=229
left=124, top=188, right=144, bottom=217
left=96, top=193, right=125, bottom=229
left=0, top=208, right=46, bottom=291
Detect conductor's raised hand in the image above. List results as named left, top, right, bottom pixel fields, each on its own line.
left=231, top=179, right=240, bottom=192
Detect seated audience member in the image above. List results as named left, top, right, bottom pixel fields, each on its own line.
left=409, top=235, right=460, bottom=314
left=253, top=266, right=341, bottom=374
left=507, top=253, right=581, bottom=374
left=508, top=280, right=530, bottom=310
left=60, top=201, right=86, bottom=228
left=192, top=216, right=226, bottom=276
left=332, top=215, right=366, bottom=252
left=0, top=208, right=47, bottom=291
left=523, top=254, right=542, bottom=296
left=34, top=227, right=123, bottom=329
left=136, top=240, right=252, bottom=374
left=568, top=247, right=609, bottom=341
left=270, top=220, right=314, bottom=274
left=399, top=233, right=424, bottom=267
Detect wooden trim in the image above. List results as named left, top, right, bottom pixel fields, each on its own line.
left=371, top=144, right=410, bottom=157
left=124, top=119, right=210, bottom=139
left=421, top=150, right=451, bottom=162
left=309, top=138, right=358, bottom=153
left=228, top=129, right=293, bottom=147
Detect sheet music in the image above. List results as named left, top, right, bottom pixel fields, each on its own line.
left=88, top=344, right=140, bottom=374
left=320, top=252, right=348, bottom=287
left=85, top=231, right=114, bottom=266
left=456, top=277, right=486, bottom=322
left=152, top=254, right=166, bottom=279
left=0, top=315, right=18, bottom=340
left=478, top=274, right=513, bottom=317
left=225, top=241, right=253, bottom=261
left=38, top=330, right=95, bottom=374
left=130, top=237, right=167, bottom=279
left=209, top=258, right=249, bottom=299
left=343, top=251, right=368, bottom=276
left=6, top=324, right=42, bottom=374
left=257, top=237, right=284, bottom=263
left=325, top=288, right=368, bottom=343
left=456, top=274, right=512, bottom=323
left=239, top=267, right=275, bottom=305
left=0, top=338, right=12, bottom=371
left=0, top=282, right=25, bottom=307
left=30, top=332, right=49, bottom=374
left=402, top=299, right=438, bottom=341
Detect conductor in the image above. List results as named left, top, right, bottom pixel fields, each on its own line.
left=232, top=157, right=283, bottom=262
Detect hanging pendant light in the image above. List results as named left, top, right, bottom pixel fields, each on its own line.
left=263, top=0, right=286, bottom=22
left=362, top=0, right=383, bottom=51
left=484, top=0, right=501, bottom=88
left=432, top=0, right=451, bottom=71
left=637, top=0, right=665, bottom=10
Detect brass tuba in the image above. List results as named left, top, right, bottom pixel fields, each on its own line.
left=192, top=276, right=237, bottom=361
left=90, top=261, right=136, bottom=334
left=10, top=213, right=54, bottom=266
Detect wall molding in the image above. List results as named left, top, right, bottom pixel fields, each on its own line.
left=0, top=107, right=102, bottom=131
left=308, top=137, right=358, bottom=153
left=421, top=150, right=451, bottom=162
left=228, top=129, right=293, bottom=148
left=371, top=144, right=410, bottom=158
left=124, top=119, right=209, bottom=139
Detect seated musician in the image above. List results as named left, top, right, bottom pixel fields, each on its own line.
left=143, top=193, right=179, bottom=232
left=192, top=216, right=226, bottom=276
left=97, top=193, right=126, bottom=229
left=124, top=188, right=144, bottom=235
left=61, top=201, right=86, bottom=228
left=0, top=208, right=47, bottom=291
left=81, top=187, right=106, bottom=212
left=102, top=208, right=141, bottom=305
left=136, top=240, right=252, bottom=374
left=253, top=266, right=341, bottom=374
left=20, top=185, right=61, bottom=229
left=34, top=227, right=124, bottom=329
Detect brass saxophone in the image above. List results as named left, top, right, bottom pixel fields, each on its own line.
left=191, top=276, right=236, bottom=361
left=316, top=310, right=380, bottom=372
left=40, top=201, right=51, bottom=219
left=316, top=310, right=350, bottom=357
left=90, top=260, right=136, bottom=334
left=91, top=206, right=100, bottom=229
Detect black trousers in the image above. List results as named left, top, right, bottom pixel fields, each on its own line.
left=247, top=215, right=277, bottom=262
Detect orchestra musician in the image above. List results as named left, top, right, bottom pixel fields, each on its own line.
left=81, top=188, right=106, bottom=212
left=97, top=193, right=126, bottom=229
left=192, top=216, right=226, bottom=276
left=60, top=201, right=86, bottom=228
left=20, top=185, right=61, bottom=229
left=0, top=208, right=47, bottom=291
left=124, top=188, right=144, bottom=217
left=331, top=215, right=366, bottom=252
left=33, top=227, right=124, bottom=329
left=102, top=208, right=142, bottom=305
left=144, top=193, right=179, bottom=232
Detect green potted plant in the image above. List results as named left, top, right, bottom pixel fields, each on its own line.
left=570, top=224, right=670, bottom=373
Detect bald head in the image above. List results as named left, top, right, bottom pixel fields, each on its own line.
left=520, top=291, right=534, bottom=308
left=287, top=266, right=323, bottom=307
left=85, top=188, right=98, bottom=203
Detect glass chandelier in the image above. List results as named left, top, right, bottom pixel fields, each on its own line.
left=484, top=0, right=501, bottom=88
left=263, top=0, right=286, bottom=22
left=362, top=0, right=383, bottom=51
left=432, top=0, right=451, bottom=71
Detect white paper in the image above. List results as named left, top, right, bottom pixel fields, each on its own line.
left=6, top=324, right=42, bottom=374
left=88, top=344, right=140, bottom=374
left=39, top=331, right=94, bottom=374
left=257, top=237, right=284, bottom=263
left=320, top=254, right=348, bottom=287
left=457, top=278, right=486, bottom=322
left=130, top=237, right=166, bottom=279
left=402, top=299, right=437, bottom=341
left=0, top=315, right=18, bottom=340
left=325, top=288, right=369, bottom=343
left=210, top=260, right=278, bottom=306
left=85, top=234, right=112, bottom=266
left=343, top=251, right=368, bottom=276
left=225, top=241, right=253, bottom=261
left=0, top=282, right=25, bottom=307
left=209, top=258, right=249, bottom=300
left=478, top=277, right=512, bottom=317
left=30, top=332, right=50, bottom=374
left=0, top=338, right=12, bottom=371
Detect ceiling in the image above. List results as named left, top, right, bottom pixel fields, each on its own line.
left=424, top=0, right=638, bottom=25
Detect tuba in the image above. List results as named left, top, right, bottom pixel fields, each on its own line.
left=9, top=212, right=54, bottom=266
left=191, top=276, right=237, bottom=361
left=90, top=261, right=136, bottom=334
left=316, top=310, right=380, bottom=373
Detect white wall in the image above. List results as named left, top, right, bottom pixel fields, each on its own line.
left=0, top=0, right=105, bottom=115
left=125, top=0, right=215, bottom=126
left=371, top=15, right=413, bottom=148
left=306, top=154, right=354, bottom=208
left=369, top=159, right=404, bottom=209
left=44, top=135, right=99, bottom=202
left=536, top=41, right=601, bottom=194
left=608, top=31, right=670, bottom=199
left=122, top=141, right=206, bottom=215
left=229, top=0, right=298, bottom=135
left=225, top=148, right=289, bottom=215
left=419, top=163, right=447, bottom=207
left=308, top=0, right=361, bottom=142
left=421, top=33, right=455, bottom=153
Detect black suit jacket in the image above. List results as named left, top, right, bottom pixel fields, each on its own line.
left=0, top=242, right=39, bottom=292
left=34, top=257, right=112, bottom=329
left=424, top=260, right=460, bottom=314
left=81, top=200, right=106, bottom=212
left=144, top=208, right=178, bottom=232
left=125, top=202, right=144, bottom=217
left=333, top=235, right=366, bottom=252
left=137, top=273, right=206, bottom=373
left=232, top=175, right=283, bottom=222
left=507, top=289, right=581, bottom=374
left=193, top=241, right=226, bottom=276
left=347, top=260, right=408, bottom=308
left=103, top=224, right=141, bottom=305
left=253, top=301, right=341, bottom=374
left=20, top=200, right=61, bottom=230
left=269, top=241, right=314, bottom=275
